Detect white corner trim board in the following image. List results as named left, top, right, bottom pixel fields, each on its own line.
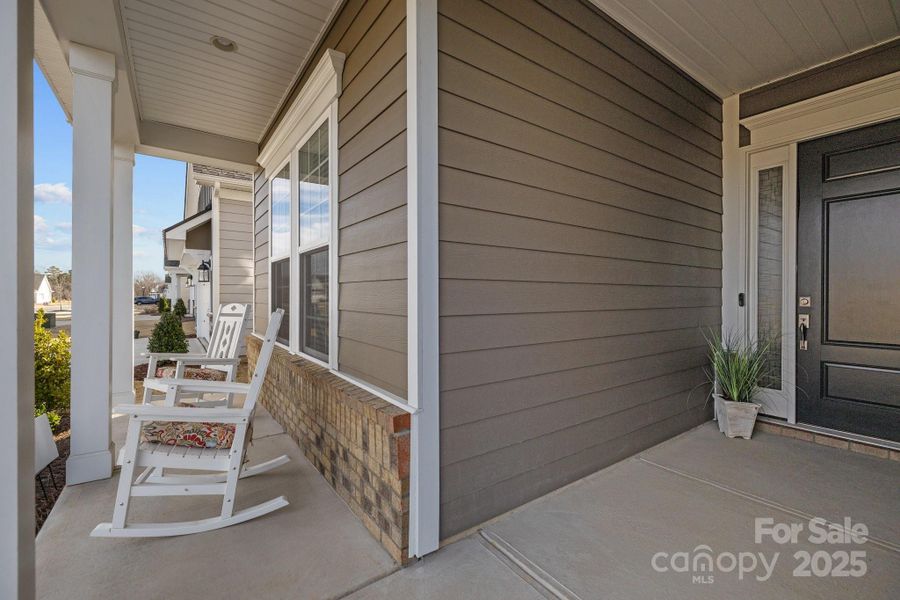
left=407, top=0, right=440, bottom=561
left=256, top=50, right=345, bottom=173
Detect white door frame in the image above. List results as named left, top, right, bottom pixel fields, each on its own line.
left=722, top=72, right=900, bottom=424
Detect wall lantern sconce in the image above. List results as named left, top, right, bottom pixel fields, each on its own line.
left=197, top=260, right=211, bottom=283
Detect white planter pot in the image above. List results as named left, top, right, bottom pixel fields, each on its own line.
left=714, top=394, right=760, bottom=439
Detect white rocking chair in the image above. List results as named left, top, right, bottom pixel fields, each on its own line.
left=142, top=303, right=248, bottom=407
left=92, top=309, right=288, bottom=538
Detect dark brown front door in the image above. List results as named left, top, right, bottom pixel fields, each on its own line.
left=796, top=119, right=900, bottom=442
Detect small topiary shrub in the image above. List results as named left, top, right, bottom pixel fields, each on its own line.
left=34, top=309, right=70, bottom=430
left=148, top=312, right=188, bottom=354
left=157, top=296, right=170, bottom=313
left=173, top=298, right=187, bottom=319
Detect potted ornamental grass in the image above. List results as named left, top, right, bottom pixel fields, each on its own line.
left=704, top=330, right=774, bottom=439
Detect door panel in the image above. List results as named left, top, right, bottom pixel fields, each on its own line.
left=825, top=194, right=900, bottom=346
left=797, top=119, right=900, bottom=441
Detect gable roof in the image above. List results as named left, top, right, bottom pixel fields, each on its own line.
left=34, top=274, right=51, bottom=291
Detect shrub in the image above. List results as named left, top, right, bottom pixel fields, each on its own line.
left=703, top=329, right=774, bottom=403
left=34, top=309, right=70, bottom=430
left=157, top=296, right=170, bottom=313
left=148, top=312, right=188, bottom=353
left=173, top=298, right=187, bottom=319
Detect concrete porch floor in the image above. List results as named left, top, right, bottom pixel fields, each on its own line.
left=353, top=422, right=900, bottom=600
left=37, top=420, right=900, bottom=599
left=36, top=406, right=398, bottom=600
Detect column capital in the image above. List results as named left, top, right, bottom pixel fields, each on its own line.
left=69, top=43, right=116, bottom=82
left=114, top=143, right=135, bottom=164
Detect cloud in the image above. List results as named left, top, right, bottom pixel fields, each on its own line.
left=133, top=224, right=161, bottom=240
left=34, top=182, right=72, bottom=204
left=34, top=215, right=71, bottom=250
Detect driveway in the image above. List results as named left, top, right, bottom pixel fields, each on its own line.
left=351, top=423, right=900, bottom=599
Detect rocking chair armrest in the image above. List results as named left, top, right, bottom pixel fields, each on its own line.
left=112, top=403, right=251, bottom=423
left=142, top=352, right=208, bottom=360
left=143, top=378, right=251, bottom=395
left=171, top=357, right=240, bottom=367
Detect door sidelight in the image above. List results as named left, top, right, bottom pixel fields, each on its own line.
left=798, top=314, right=810, bottom=351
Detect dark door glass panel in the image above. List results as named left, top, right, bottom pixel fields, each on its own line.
left=757, top=165, right=783, bottom=388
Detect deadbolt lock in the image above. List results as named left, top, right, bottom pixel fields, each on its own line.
left=799, top=296, right=811, bottom=308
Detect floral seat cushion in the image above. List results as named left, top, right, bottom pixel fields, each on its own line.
left=154, top=366, right=228, bottom=381
left=142, top=421, right=236, bottom=449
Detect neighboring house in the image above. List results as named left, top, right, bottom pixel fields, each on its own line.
left=13, top=0, right=899, bottom=576
left=33, top=273, right=53, bottom=305
left=162, top=163, right=254, bottom=343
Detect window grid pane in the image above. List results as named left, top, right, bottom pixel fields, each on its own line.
left=302, top=248, right=329, bottom=359
left=270, top=164, right=291, bottom=258
left=299, top=121, right=329, bottom=248
left=271, top=257, right=290, bottom=345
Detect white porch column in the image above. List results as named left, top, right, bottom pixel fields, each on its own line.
left=0, top=0, right=35, bottom=596
left=112, top=145, right=135, bottom=405
left=66, top=44, right=116, bottom=485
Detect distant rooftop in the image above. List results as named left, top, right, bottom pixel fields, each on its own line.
left=192, top=164, right=252, bottom=182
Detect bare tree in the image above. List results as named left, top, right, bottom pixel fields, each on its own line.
left=45, top=266, right=72, bottom=301
left=134, top=271, right=164, bottom=297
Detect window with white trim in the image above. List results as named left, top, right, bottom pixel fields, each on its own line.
left=268, top=114, right=334, bottom=361
left=297, top=120, right=330, bottom=360
left=270, top=163, right=291, bottom=344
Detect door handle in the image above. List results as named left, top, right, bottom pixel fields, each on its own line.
left=798, top=314, right=810, bottom=351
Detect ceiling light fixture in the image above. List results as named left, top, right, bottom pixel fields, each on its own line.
left=210, top=35, right=237, bottom=53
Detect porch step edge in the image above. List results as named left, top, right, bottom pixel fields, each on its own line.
left=756, top=417, right=900, bottom=456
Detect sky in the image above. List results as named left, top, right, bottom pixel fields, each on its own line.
left=33, top=62, right=184, bottom=277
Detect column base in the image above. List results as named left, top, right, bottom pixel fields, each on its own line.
left=66, top=445, right=115, bottom=485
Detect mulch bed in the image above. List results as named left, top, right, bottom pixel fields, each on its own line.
left=35, top=415, right=70, bottom=533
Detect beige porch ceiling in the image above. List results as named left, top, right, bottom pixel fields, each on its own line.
left=590, top=0, right=900, bottom=97
left=119, top=0, right=341, bottom=142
